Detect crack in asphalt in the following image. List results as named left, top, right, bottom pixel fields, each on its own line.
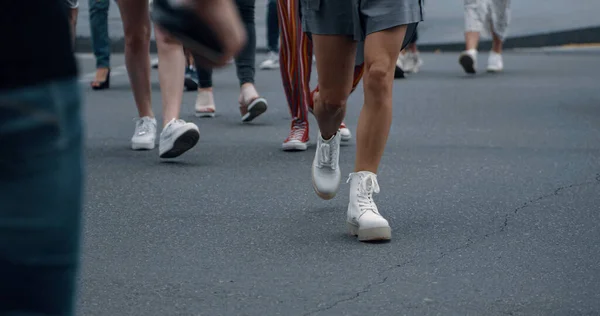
left=302, top=260, right=415, bottom=316
left=303, top=174, right=600, bottom=315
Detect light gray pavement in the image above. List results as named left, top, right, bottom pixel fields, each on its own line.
left=76, top=51, right=600, bottom=315
left=74, top=0, right=600, bottom=53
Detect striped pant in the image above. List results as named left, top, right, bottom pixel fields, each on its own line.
left=276, top=0, right=364, bottom=123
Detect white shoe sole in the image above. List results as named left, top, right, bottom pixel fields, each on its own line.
left=131, top=141, right=155, bottom=150
left=311, top=175, right=337, bottom=200
left=487, top=68, right=503, bottom=73
left=340, top=132, right=351, bottom=142
left=241, top=97, right=268, bottom=122
left=195, top=111, right=215, bottom=118
left=347, top=222, right=392, bottom=242
left=282, top=141, right=308, bottom=151
left=159, top=127, right=200, bottom=158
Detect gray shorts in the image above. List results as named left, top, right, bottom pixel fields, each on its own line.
left=301, top=0, right=422, bottom=42
left=65, top=0, right=79, bottom=9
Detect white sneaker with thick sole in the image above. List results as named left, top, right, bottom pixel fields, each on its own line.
left=347, top=171, right=391, bottom=242
left=459, top=49, right=478, bottom=74
left=131, top=116, right=157, bottom=150
left=487, top=51, right=504, bottom=72
left=159, top=119, right=200, bottom=158
left=311, top=132, right=342, bottom=200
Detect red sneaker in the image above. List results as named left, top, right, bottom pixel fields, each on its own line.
left=282, top=120, right=309, bottom=151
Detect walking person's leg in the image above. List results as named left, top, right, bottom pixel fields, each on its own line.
left=0, top=78, right=84, bottom=316
left=117, top=0, right=156, bottom=150
left=486, top=0, right=511, bottom=72
left=89, top=0, right=112, bottom=89
left=154, top=25, right=201, bottom=158
left=279, top=0, right=362, bottom=151
left=65, top=0, right=79, bottom=47
left=260, top=0, right=281, bottom=70
left=460, top=0, right=484, bottom=74
left=235, top=0, right=268, bottom=122
left=193, top=65, right=216, bottom=117
left=304, top=0, right=422, bottom=241
left=278, top=0, right=313, bottom=150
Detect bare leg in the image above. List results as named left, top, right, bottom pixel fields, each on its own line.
left=154, top=26, right=186, bottom=126
left=117, top=0, right=153, bottom=118
left=69, top=8, right=78, bottom=47
left=355, top=25, right=407, bottom=173
left=465, top=31, right=480, bottom=51
left=491, top=31, right=503, bottom=53
left=312, top=35, right=357, bottom=139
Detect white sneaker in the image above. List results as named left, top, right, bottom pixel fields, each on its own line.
left=346, top=171, right=391, bottom=241
left=259, top=51, right=279, bottom=70
left=487, top=51, right=504, bottom=72
left=195, top=90, right=216, bottom=117
left=311, top=132, right=342, bottom=200
left=459, top=49, right=478, bottom=74
left=131, top=116, right=157, bottom=150
left=158, top=119, right=200, bottom=158
left=339, top=122, right=351, bottom=142
left=401, top=52, right=423, bottom=73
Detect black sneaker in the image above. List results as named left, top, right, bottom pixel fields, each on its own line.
left=150, top=0, right=224, bottom=64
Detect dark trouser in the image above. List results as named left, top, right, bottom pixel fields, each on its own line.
left=266, top=0, right=279, bottom=53
left=0, top=78, right=83, bottom=316
left=195, top=0, right=256, bottom=88
left=89, top=0, right=111, bottom=68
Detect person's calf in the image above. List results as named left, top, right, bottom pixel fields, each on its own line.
left=314, top=93, right=347, bottom=140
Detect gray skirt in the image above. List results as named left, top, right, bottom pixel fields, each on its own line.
left=301, top=0, right=422, bottom=43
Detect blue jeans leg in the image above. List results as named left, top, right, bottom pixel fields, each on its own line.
left=89, top=0, right=111, bottom=68
left=0, top=78, right=84, bottom=316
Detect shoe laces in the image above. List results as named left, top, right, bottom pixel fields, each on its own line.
left=318, top=138, right=338, bottom=169
left=134, top=117, right=154, bottom=135
left=289, top=125, right=306, bottom=140
left=347, top=173, right=381, bottom=214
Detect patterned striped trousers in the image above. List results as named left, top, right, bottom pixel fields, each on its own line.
left=276, top=0, right=364, bottom=123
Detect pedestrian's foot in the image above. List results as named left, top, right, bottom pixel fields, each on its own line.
left=282, top=120, right=309, bottom=151
left=184, top=66, right=199, bottom=91
left=131, top=116, right=157, bottom=150
left=459, top=49, right=477, bottom=74
left=311, top=131, right=342, bottom=200
left=159, top=119, right=200, bottom=158
left=339, top=122, right=351, bottom=142
left=486, top=51, right=504, bottom=73
left=195, top=89, right=216, bottom=117
left=400, top=51, right=423, bottom=73
left=91, top=67, right=111, bottom=90
left=259, top=51, right=280, bottom=70
left=347, top=171, right=391, bottom=242
left=239, top=84, right=267, bottom=123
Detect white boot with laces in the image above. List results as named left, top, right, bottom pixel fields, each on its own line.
left=346, top=171, right=391, bottom=241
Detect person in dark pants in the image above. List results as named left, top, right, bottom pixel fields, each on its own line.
left=0, top=1, right=83, bottom=314
left=259, top=0, right=280, bottom=70
left=89, top=0, right=112, bottom=89
left=193, top=0, right=269, bottom=123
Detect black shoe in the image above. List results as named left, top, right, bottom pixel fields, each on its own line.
left=394, top=65, right=405, bottom=79
left=184, top=66, right=198, bottom=91
left=151, top=0, right=224, bottom=64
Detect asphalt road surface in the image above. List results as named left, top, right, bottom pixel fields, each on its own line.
left=77, top=51, right=600, bottom=316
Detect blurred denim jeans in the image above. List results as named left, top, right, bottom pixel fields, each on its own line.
left=90, top=0, right=111, bottom=68
left=0, top=78, right=84, bottom=315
